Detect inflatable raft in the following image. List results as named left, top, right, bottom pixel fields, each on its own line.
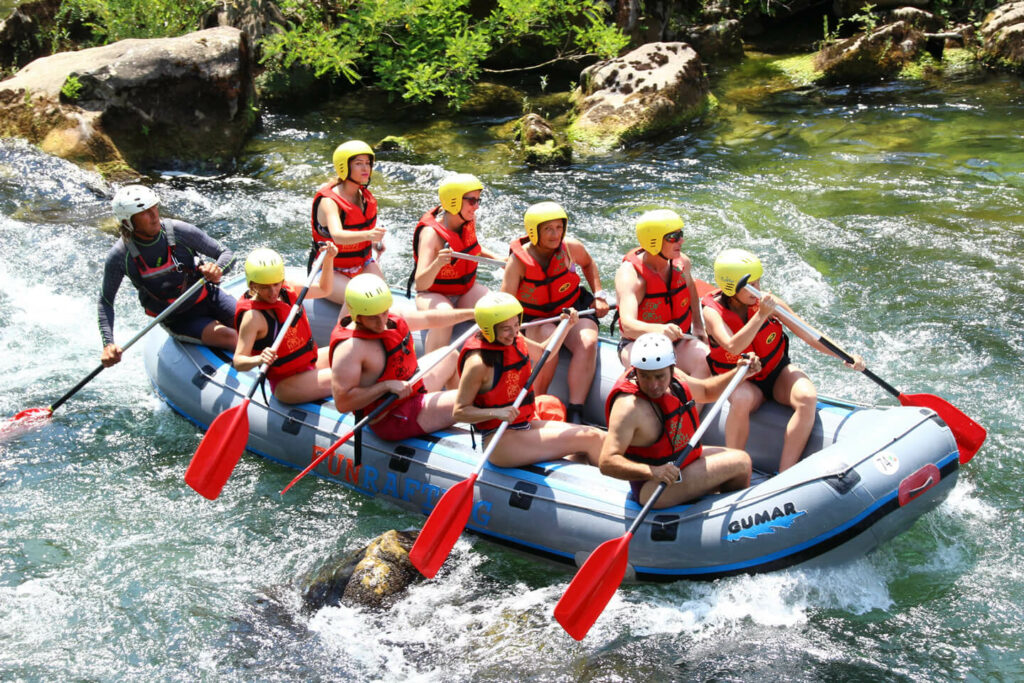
left=144, top=274, right=960, bottom=581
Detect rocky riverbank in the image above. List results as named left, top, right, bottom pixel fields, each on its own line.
left=1, top=1, right=1022, bottom=177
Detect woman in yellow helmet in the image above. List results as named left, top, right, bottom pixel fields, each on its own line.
left=454, top=292, right=605, bottom=467
left=232, top=243, right=338, bottom=404
left=409, top=173, right=504, bottom=355
left=501, top=201, right=611, bottom=424
left=310, top=140, right=387, bottom=308
left=701, top=249, right=865, bottom=472
left=613, top=209, right=710, bottom=379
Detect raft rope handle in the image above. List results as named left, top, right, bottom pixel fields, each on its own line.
left=182, top=349, right=945, bottom=530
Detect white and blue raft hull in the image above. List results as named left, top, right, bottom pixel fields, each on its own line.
left=143, top=274, right=960, bottom=581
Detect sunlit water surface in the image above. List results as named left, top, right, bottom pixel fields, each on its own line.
left=1, top=68, right=1022, bottom=680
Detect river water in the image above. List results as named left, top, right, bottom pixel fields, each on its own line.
left=1, top=63, right=1022, bottom=681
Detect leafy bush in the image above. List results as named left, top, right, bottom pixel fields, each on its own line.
left=55, top=0, right=215, bottom=44
left=260, top=0, right=628, bottom=108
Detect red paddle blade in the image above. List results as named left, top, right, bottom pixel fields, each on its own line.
left=0, top=407, right=53, bottom=439
left=554, top=533, right=633, bottom=641
left=409, top=474, right=478, bottom=579
left=898, top=392, right=986, bottom=464
left=184, top=401, right=251, bottom=500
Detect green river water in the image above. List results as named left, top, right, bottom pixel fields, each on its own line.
left=1, top=61, right=1022, bottom=681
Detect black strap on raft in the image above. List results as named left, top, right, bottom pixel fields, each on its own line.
left=354, top=425, right=363, bottom=468
left=405, top=267, right=415, bottom=298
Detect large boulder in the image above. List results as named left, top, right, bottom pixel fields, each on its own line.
left=0, top=27, right=255, bottom=177
left=301, top=530, right=422, bottom=611
left=979, top=1, right=1024, bottom=73
left=813, top=21, right=925, bottom=83
left=568, top=42, right=710, bottom=152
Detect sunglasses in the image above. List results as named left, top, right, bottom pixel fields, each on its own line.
left=463, top=196, right=481, bottom=206
left=663, top=230, right=684, bottom=243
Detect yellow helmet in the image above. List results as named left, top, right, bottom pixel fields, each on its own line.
left=474, top=292, right=523, bottom=343
left=524, top=201, right=567, bottom=246
left=245, top=248, right=285, bottom=285
left=345, top=273, right=393, bottom=317
left=332, top=140, right=374, bottom=183
left=714, top=248, right=763, bottom=296
left=439, top=173, right=483, bottom=214
left=635, top=209, right=684, bottom=256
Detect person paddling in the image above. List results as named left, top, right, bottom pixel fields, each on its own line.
left=613, top=209, right=709, bottom=378
left=99, top=185, right=237, bottom=367
left=501, top=201, right=610, bottom=424
left=310, top=140, right=387, bottom=308
left=702, top=249, right=866, bottom=472
left=330, top=273, right=477, bottom=441
left=232, top=246, right=337, bottom=404
left=601, top=333, right=757, bottom=507
left=454, top=292, right=604, bottom=467
left=409, top=173, right=504, bottom=355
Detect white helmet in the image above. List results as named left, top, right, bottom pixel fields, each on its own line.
left=112, top=185, right=159, bottom=229
left=630, top=333, right=676, bottom=370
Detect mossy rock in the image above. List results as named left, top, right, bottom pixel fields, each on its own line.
left=523, top=139, right=571, bottom=166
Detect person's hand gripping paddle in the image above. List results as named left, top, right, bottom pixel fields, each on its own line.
left=743, top=281, right=985, bottom=463
left=184, top=252, right=327, bottom=499
left=408, top=313, right=574, bottom=579
left=553, top=365, right=750, bottom=641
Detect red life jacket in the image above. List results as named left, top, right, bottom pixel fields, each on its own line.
left=310, top=182, right=378, bottom=271
left=618, top=247, right=691, bottom=337
left=605, top=368, right=703, bottom=467
left=125, top=222, right=208, bottom=316
left=234, top=284, right=318, bottom=384
left=702, top=290, right=788, bottom=381
left=509, top=236, right=581, bottom=318
left=328, top=314, right=425, bottom=415
left=410, top=207, right=481, bottom=296
left=458, top=332, right=536, bottom=432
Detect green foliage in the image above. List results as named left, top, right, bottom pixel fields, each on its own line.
left=261, top=0, right=628, bottom=108
left=61, top=74, right=83, bottom=101
left=55, top=0, right=215, bottom=44
left=846, top=3, right=880, bottom=34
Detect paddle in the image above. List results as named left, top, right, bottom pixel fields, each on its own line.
left=184, top=252, right=328, bottom=500
left=742, top=282, right=985, bottom=463
left=409, top=313, right=574, bottom=579
left=279, top=321, right=482, bottom=495
left=2, top=276, right=210, bottom=434
left=451, top=251, right=507, bottom=268
left=554, top=364, right=750, bottom=641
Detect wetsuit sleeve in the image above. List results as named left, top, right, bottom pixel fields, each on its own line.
left=169, top=220, right=235, bottom=272
left=97, top=243, right=127, bottom=347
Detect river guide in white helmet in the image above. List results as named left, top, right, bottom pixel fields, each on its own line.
left=408, top=173, right=505, bottom=358
left=310, top=140, right=388, bottom=310
left=99, top=185, right=238, bottom=367
left=600, top=332, right=759, bottom=507
left=614, top=209, right=710, bottom=379
left=329, top=273, right=478, bottom=441
left=501, top=201, right=612, bottom=425
left=452, top=293, right=605, bottom=468
left=232, top=244, right=338, bottom=405
left=702, top=249, right=866, bottom=473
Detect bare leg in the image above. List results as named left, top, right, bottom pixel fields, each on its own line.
left=487, top=420, right=605, bottom=468
left=324, top=271, right=352, bottom=309
left=200, top=320, right=238, bottom=350
left=416, top=292, right=455, bottom=355
left=564, top=319, right=599, bottom=405
left=722, top=381, right=764, bottom=449
left=638, top=446, right=751, bottom=508
left=675, top=337, right=710, bottom=379
left=418, top=346, right=460, bottom=393
left=618, top=340, right=633, bottom=368
left=413, top=390, right=461, bottom=433
left=773, top=366, right=817, bottom=472
left=522, top=321, right=557, bottom=395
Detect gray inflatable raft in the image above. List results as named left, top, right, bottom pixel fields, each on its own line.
left=144, top=274, right=960, bottom=581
